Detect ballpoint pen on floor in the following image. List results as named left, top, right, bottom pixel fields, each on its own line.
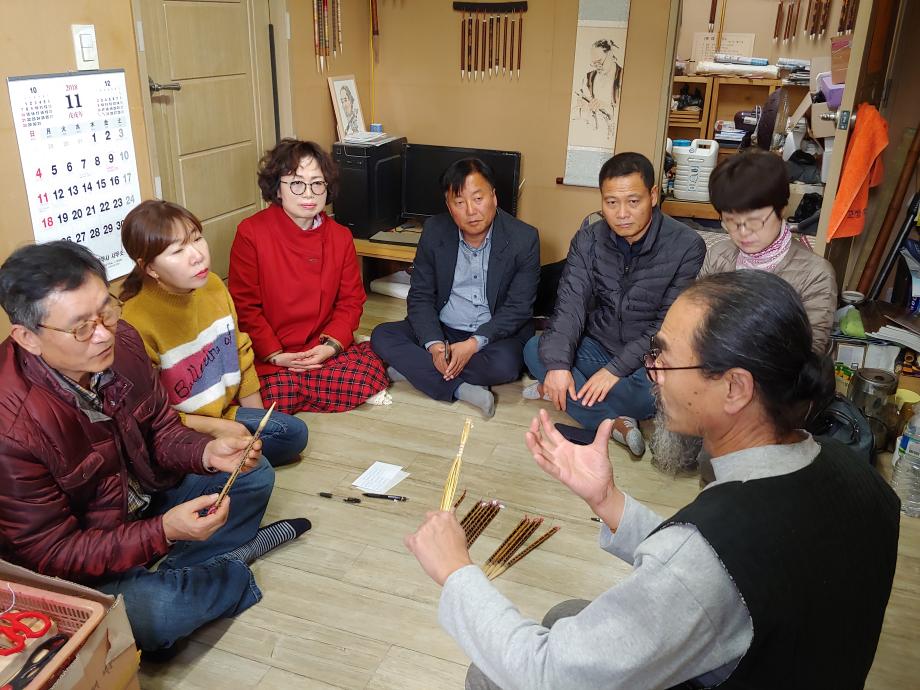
left=318, top=492, right=361, bottom=503
left=362, top=493, right=408, bottom=501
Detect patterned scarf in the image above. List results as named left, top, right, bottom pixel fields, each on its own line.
left=736, top=222, right=792, bottom=272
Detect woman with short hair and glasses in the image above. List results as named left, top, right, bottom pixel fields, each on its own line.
left=229, top=139, right=388, bottom=414
left=700, top=151, right=837, bottom=354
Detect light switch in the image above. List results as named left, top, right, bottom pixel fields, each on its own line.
left=71, top=24, right=99, bottom=71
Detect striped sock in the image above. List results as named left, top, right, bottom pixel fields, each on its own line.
left=224, top=518, right=311, bottom=564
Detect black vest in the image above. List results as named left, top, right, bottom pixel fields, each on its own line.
left=654, top=440, right=900, bottom=690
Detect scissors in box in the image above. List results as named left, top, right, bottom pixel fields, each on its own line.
left=0, top=611, right=52, bottom=656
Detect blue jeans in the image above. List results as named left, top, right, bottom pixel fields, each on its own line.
left=234, top=406, right=308, bottom=467
left=96, top=459, right=274, bottom=651
left=523, top=334, right=655, bottom=430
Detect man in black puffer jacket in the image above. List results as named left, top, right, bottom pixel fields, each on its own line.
left=523, top=153, right=705, bottom=452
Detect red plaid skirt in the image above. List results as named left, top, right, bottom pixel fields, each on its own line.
left=259, top=341, right=389, bottom=414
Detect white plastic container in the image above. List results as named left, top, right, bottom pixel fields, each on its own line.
left=672, top=139, right=719, bottom=202
left=893, top=412, right=920, bottom=517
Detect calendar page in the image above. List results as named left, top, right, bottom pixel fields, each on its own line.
left=8, top=70, right=142, bottom=279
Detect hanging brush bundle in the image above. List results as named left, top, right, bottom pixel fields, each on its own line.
left=454, top=2, right=527, bottom=81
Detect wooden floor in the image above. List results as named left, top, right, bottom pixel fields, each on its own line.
left=141, top=294, right=920, bottom=689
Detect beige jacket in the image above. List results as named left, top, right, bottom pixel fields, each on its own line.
left=699, top=238, right=838, bottom=354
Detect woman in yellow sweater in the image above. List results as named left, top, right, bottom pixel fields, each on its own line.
left=120, top=200, right=307, bottom=467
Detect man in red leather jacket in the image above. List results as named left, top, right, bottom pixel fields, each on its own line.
left=0, top=241, right=309, bottom=656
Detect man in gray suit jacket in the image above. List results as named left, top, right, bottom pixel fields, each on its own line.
left=371, top=158, right=540, bottom=418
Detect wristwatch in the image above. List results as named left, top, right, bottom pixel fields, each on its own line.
left=319, top=335, right=344, bottom=356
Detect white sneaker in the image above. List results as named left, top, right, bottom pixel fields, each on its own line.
left=365, top=389, right=393, bottom=406
left=522, top=382, right=550, bottom=401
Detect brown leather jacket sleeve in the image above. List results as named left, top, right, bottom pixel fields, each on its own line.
left=0, top=436, right=172, bottom=581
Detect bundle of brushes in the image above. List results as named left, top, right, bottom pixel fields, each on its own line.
left=459, top=498, right=502, bottom=548
left=453, top=490, right=561, bottom=581
left=440, top=417, right=473, bottom=510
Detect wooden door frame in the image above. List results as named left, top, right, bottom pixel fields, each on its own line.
left=813, top=0, right=874, bottom=257
left=130, top=0, right=290, bottom=203
left=269, top=0, right=295, bottom=139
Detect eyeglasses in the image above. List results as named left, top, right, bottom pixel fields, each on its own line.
left=643, top=348, right=704, bottom=383
left=38, top=295, right=123, bottom=342
left=280, top=179, right=328, bottom=196
left=720, top=209, right=775, bottom=234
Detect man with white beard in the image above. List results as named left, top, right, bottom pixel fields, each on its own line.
left=406, top=270, right=900, bottom=690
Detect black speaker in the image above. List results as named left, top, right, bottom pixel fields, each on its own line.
left=332, top=137, right=406, bottom=238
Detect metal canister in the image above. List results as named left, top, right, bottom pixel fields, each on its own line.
left=848, top=368, right=898, bottom=420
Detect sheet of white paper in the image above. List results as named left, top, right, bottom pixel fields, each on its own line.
left=352, top=462, right=410, bottom=493
left=691, top=32, right=755, bottom=62
left=864, top=344, right=900, bottom=373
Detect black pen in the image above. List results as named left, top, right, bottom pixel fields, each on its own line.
left=362, top=493, right=409, bottom=501
left=591, top=517, right=602, bottom=522
left=319, top=492, right=361, bottom=503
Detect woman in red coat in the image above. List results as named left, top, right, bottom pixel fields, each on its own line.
left=229, top=139, right=388, bottom=413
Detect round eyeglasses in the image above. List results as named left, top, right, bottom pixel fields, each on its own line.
left=643, top=348, right=704, bottom=383
left=38, top=295, right=123, bottom=342
left=281, top=179, right=328, bottom=196
left=720, top=209, right=775, bottom=234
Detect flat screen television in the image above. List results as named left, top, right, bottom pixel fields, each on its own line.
left=401, top=143, right=521, bottom=220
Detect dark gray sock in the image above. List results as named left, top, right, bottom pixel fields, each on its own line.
left=387, top=366, right=408, bottom=382
left=455, top=383, right=495, bottom=418
left=224, top=518, right=311, bottom=564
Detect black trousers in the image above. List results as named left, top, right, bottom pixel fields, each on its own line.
left=370, top=319, right=524, bottom=401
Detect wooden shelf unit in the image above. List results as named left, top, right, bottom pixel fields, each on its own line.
left=665, top=76, right=810, bottom=218
left=667, top=75, right=713, bottom=141
left=353, top=238, right=416, bottom=263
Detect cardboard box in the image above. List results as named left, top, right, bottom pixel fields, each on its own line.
left=831, top=36, right=851, bottom=85
left=0, top=561, right=139, bottom=690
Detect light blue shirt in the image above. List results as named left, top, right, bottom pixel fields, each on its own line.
left=426, top=227, right=493, bottom=351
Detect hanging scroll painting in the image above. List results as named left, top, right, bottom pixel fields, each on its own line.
left=563, top=0, right=630, bottom=187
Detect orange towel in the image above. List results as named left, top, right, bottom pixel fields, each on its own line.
left=827, top=104, right=888, bottom=241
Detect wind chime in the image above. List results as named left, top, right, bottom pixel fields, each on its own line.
left=313, top=0, right=344, bottom=73
left=453, top=2, right=528, bottom=81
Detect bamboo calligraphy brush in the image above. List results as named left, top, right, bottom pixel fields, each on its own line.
left=210, top=403, right=276, bottom=513
left=508, top=15, right=515, bottom=80
left=487, top=526, right=560, bottom=580
left=460, top=12, right=466, bottom=79
left=480, top=13, right=487, bottom=80
left=516, top=9, right=522, bottom=79
left=336, top=0, right=343, bottom=53
left=483, top=516, right=542, bottom=578
left=453, top=488, right=468, bottom=511
left=371, top=0, right=380, bottom=63
left=473, top=11, right=480, bottom=81
left=493, top=13, right=500, bottom=75
left=486, top=15, right=495, bottom=79
left=774, top=1, right=783, bottom=41
left=440, top=417, right=473, bottom=510
left=467, top=15, right=474, bottom=81
left=329, top=0, right=339, bottom=57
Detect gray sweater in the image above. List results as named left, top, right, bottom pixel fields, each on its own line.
left=439, top=435, right=821, bottom=690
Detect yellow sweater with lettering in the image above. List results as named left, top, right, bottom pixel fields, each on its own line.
left=122, top=273, right=260, bottom=420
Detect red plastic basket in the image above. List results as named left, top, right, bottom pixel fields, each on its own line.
left=0, top=579, right=105, bottom=689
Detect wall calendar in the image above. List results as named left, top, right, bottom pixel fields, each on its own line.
left=8, top=69, right=142, bottom=279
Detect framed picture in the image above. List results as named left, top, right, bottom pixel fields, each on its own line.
left=327, top=75, right=366, bottom=141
